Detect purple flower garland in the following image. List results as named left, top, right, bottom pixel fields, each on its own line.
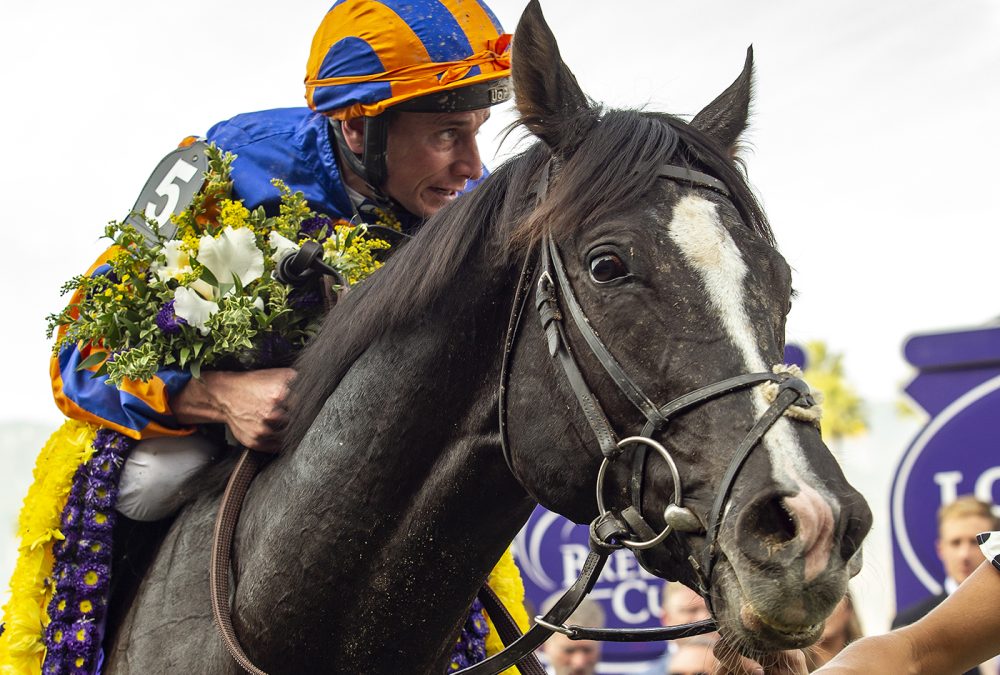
left=448, top=596, right=490, bottom=671
left=32, top=425, right=489, bottom=674
left=43, top=429, right=134, bottom=675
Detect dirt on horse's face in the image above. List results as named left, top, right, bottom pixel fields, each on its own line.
left=505, top=0, right=872, bottom=657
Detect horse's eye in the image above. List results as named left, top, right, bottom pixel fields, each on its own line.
left=589, top=253, right=628, bottom=283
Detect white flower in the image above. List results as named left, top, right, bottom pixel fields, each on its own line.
left=152, top=240, right=192, bottom=282
left=268, top=231, right=300, bottom=263
left=197, top=226, right=264, bottom=294
left=189, top=278, right=216, bottom=301
left=173, top=286, right=219, bottom=335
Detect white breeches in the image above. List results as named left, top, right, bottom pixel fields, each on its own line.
left=116, top=434, right=219, bottom=521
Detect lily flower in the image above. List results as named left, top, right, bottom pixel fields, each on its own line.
left=152, top=240, right=193, bottom=283
left=172, top=286, right=219, bottom=335
left=197, top=227, right=264, bottom=294
left=268, top=231, right=300, bottom=263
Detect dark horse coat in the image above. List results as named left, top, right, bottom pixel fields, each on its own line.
left=102, top=3, right=871, bottom=672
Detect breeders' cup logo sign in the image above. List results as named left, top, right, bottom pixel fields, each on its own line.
left=515, top=506, right=665, bottom=665
left=891, top=326, right=1000, bottom=610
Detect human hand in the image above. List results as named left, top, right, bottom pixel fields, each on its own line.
left=174, top=368, right=296, bottom=452
left=711, top=644, right=809, bottom=675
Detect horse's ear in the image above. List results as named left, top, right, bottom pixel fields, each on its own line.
left=512, top=0, right=591, bottom=151
left=691, top=46, right=755, bottom=152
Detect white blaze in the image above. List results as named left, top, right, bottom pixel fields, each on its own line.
left=665, top=195, right=828, bottom=500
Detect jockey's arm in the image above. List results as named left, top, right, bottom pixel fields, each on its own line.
left=171, top=369, right=295, bottom=452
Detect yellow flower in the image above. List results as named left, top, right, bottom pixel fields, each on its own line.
left=483, top=546, right=529, bottom=668
left=218, top=199, right=251, bottom=230
left=182, top=233, right=200, bottom=254
left=0, top=421, right=98, bottom=673
left=322, top=224, right=391, bottom=285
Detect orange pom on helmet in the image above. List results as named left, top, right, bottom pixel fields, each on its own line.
left=305, top=0, right=512, bottom=120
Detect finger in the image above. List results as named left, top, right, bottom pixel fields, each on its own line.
left=255, top=429, right=286, bottom=454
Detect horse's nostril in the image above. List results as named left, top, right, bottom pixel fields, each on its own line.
left=738, top=495, right=799, bottom=555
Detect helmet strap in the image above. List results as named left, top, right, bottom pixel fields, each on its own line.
left=361, top=115, right=389, bottom=189
left=329, top=116, right=424, bottom=230
left=330, top=117, right=390, bottom=201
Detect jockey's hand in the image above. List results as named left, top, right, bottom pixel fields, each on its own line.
left=712, top=644, right=809, bottom=675
left=173, top=368, right=296, bottom=453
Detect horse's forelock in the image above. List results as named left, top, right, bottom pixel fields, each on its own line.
left=512, top=110, right=772, bottom=249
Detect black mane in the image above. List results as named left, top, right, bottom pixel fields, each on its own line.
left=282, top=109, right=772, bottom=452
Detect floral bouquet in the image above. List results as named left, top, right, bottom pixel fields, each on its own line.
left=47, top=144, right=391, bottom=385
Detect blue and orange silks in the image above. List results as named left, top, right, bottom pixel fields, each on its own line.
left=50, top=109, right=357, bottom=439
left=50, top=250, right=193, bottom=440
left=49, top=104, right=497, bottom=436
left=305, top=0, right=511, bottom=119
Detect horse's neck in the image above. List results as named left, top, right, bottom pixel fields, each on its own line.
left=234, top=282, right=535, bottom=671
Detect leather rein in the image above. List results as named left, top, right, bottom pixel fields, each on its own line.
left=209, top=159, right=818, bottom=674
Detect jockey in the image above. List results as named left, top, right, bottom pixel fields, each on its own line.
left=0, top=3, right=525, bottom=673
left=50, top=0, right=512, bottom=522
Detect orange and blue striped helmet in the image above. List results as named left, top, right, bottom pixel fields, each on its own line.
left=305, top=0, right=513, bottom=120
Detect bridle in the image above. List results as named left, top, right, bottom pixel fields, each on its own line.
left=459, top=158, right=818, bottom=674
left=210, top=156, right=819, bottom=675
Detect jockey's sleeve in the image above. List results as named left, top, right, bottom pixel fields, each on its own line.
left=50, top=248, right=194, bottom=440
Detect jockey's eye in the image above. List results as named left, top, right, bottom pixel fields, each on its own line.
left=588, top=252, right=629, bottom=284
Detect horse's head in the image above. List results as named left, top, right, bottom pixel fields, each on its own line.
left=504, top=0, right=872, bottom=656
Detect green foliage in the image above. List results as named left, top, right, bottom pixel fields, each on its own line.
left=48, top=144, right=394, bottom=386
left=802, top=340, right=867, bottom=440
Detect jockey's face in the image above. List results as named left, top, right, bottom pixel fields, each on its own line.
left=383, top=109, right=489, bottom=218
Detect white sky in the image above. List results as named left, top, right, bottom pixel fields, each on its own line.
left=1, top=0, right=999, bottom=425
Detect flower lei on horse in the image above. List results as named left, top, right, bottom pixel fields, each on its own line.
left=0, top=146, right=527, bottom=674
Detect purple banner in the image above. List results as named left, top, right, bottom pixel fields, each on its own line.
left=514, top=507, right=666, bottom=665
left=891, top=325, right=1000, bottom=610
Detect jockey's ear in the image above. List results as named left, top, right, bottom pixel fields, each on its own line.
left=512, top=0, right=592, bottom=153
left=340, top=118, right=366, bottom=155
left=691, top=46, right=754, bottom=154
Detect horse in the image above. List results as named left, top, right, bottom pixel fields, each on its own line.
left=103, top=2, right=872, bottom=672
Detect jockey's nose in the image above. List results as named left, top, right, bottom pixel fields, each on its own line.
left=454, top=136, right=483, bottom=182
